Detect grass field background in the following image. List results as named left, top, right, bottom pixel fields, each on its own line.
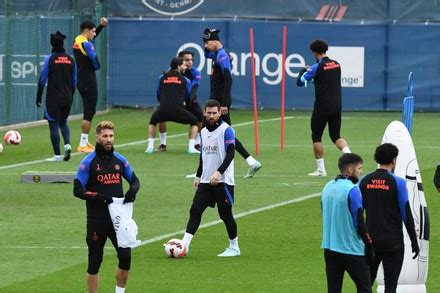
left=0, top=109, right=439, bottom=292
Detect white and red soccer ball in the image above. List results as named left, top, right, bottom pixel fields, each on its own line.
left=164, top=239, right=187, bottom=258
left=4, top=130, right=21, bottom=145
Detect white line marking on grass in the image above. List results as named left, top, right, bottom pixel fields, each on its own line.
left=0, top=116, right=295, bottom=171
left=2, top=192, right=320, bottom=250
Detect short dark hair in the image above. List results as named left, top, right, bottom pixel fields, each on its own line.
left=204, top=99, right=221, bottom=110
left=170, top=57, right=183, bottom=70
left=374, top=143, right=399, bottom=165
left=338, top=153, right=363, bottom=173
left=310, top=39, right=328, bottom=54
left=80, top=21, right=96, bottom=32
left=178, top=50, right=194, bottom=58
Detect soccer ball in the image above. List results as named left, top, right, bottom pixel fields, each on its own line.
left=4, top=130, right=21, bottom=145
left=164, top=238, right=187, bottom=258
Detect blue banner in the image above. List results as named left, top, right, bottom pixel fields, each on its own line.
left=108, top=19, right=440, bottom=111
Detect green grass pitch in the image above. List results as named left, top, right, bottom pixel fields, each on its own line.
left=0, top=109, right=439, bottom=292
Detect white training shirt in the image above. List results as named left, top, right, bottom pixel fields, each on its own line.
left=200, top=121, right=235, bottom=185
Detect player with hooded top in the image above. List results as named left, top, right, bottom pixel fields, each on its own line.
left=203, top=28, right=262, bottom=178
left=36, top=31, right=76, bottom=162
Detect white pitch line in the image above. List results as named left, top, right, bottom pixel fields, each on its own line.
left=0, top=116, right=295, bottom=171
left=1, top=192, right=320, bottom=250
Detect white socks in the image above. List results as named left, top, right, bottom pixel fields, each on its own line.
left=189, top=139, right=196, bottom=148
left=245, top=156, right=257, bottom=167
left=147, top=138, right=155, bottom=149
left=115, top=286, right=125, bottom=293
left=342, top=146, right=351, bottom=154
left=229, top=237, right=239, bottom=249
left=160, top=132, right=167, bottom=145
left=79, top=133, right=88, bottom=147
left=316, top=158, right=325, bottom=172
left=182, top=232, right=194, bottom=249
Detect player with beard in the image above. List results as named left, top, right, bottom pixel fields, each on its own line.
left=74, top=121, right=140, bottom=293
left=181, top=99, right=241, bottom=257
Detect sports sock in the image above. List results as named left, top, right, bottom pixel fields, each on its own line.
left=342, top=146, right=351, bottom=154
left=115, top=286, right=125, bottom=293
left=182, top=232, right=194, bottom=248
left=160, top=132, right=167, bottom=145
left=189, top=139, right=196, bottom=148
left=147, top=138, right=155, bottom=149
left=316, top=158, right=325, bottom=172
left=79, top=133, right=88, bottom=147
left=229, top=237, right=239, bottom=249
left=245, top=156, right=257, bottom=167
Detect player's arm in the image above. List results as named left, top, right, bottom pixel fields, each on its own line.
left=73, top=160, right=98, bottom=200
left=217, top=127, right=235, bottom=174
left=189, top=69, right=201, bottom=101
left=434, top=164, right=440, bottom=192
left=81, top=41, right=101, bottom=70
left=36, top=55, right=52, bottom=107
left=218, top=52, right=232, bottom=107
left=347, top=186, right=375, bottom=262
left=71, top=57, right=77, bottom=94
left=115, top=153, right=141, bottom=203
left=396, top=176, right=419, bottom=257
left=94, top=17, right=108, bottom=39
left=156, top=75, right=163, bottom=102
left=185, top=77, right=192, bottom=103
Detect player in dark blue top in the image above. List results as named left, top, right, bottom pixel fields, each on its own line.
left=73, top=121, right=140, bottom=293
left=157, top=50, right=204, bottom=152
left=36, top=31, right=76, bottom=162
left=145, top=57, right=200, bottom=154
left=434, top=163, right=440, bottom=192
left=73, top=18, right=108, bottom=153
left=297, top=39, right=351, bottom=178
left=203, top=28, right=262, bottom=178
left=359, top=143, right=419, bottom=292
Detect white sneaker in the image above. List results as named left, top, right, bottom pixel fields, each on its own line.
left=47, top=155, right=62, bottom=162
left=63, top=144, right=71, bottom=161
left=145, top=146, right=154, bottom=154
left=188, top=147, right=200, bottom=154
left=308, top=169, right=327, bottom=177
left=185, top=173, right=197, bottom=179
left=217, top=247, right=241, bottom=257
left=244, top=161, right=262, bottom=178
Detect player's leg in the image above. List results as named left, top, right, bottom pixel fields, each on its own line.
left=222, top=111, right=262, bottom=178
left=172, top=109, right=200, bottom=154
left=59, top=105, right=71, bottom=161
left=86, top=221, right=108, bottom=293
left=77, top=86, right=97, bottom=152
left=215, top=184, right=240, bottom=257
left=108, top=223, right=131, bottom=292
left=381, top=248, right=404, bottom=292
left=145, top=111, right=161, bottom=153
left=309, top=112, right=328, bottom=176
left=369, top=250, right=384, bottom=286
left=182, top=184, right=213, bottom=252
left=328, top=113, right=351, bottom=153
left=324, top=249, right=345, bottom=293
left=345, top=254, right=372, bottom=293
left=157, top=122, right=167, bottom=152
left=44, top=107, right=62, bottom=161
left=189, top=101, right=204, bottom=150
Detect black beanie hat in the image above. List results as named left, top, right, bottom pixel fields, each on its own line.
left=203, top=28, right=220, bottom=42
left=170, top=57, right=183, bottom=70
left=50, top=31, right=66, bottom=48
